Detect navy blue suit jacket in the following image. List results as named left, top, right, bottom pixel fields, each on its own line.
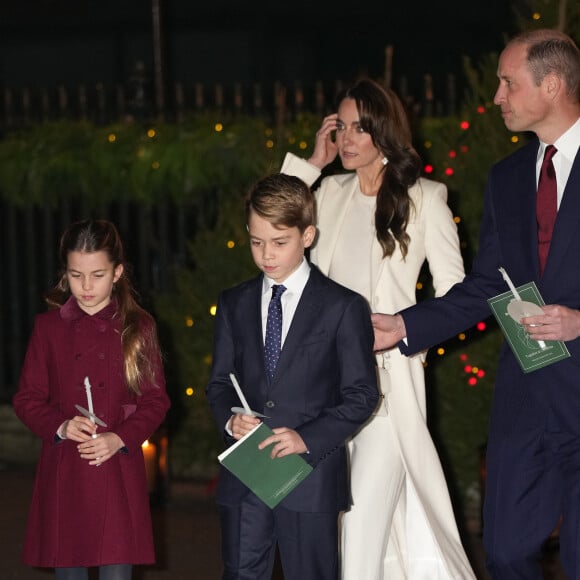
left=400, top=138, right=580, bottom=437
left=206, top=264, right=379, bottom=512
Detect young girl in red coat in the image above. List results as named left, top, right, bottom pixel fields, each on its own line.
left=13, top=219, right=170, bottom=580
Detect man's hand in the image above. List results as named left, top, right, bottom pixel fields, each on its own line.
left=522, top=305, right=580, bottom=342
left=229, top=413, right=261, bottom=440
left=371, top=313, right=406, bottom=351
left=258, top=427, right=307, bottom=458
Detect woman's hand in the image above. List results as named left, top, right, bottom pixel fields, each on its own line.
left=78, top=432, right=125, bottom=467
left=308, top=113, right=339, bottom=169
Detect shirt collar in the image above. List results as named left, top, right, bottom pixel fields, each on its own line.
left=539, top=116, right=580, bottom=164
left=261, top=257, right=311, bottom=296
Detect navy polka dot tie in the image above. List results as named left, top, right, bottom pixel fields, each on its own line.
left=264, top=284, right=286, bottom=380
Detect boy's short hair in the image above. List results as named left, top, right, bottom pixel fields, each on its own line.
left=245, top=173, right=315, bottom=232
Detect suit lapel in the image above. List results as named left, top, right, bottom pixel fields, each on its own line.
left=522, top=147, right=542, bottom=277
left=271, top=266, right=324, bottom=382
left=494, top=142, right=539, bottom=277
left=241, top=275, right=269, bottom=382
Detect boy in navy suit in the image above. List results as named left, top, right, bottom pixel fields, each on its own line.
left=206, top=173, right=379, bottom=580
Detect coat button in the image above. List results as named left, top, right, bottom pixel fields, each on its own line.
left=265, top=401, right=275, bottom=408
left=98, top=353, right=105, bottom=360
left=75, top=353, right=82, bottom=360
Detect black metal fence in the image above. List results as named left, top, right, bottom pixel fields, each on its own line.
left=1, top=74, right=460, bottom=130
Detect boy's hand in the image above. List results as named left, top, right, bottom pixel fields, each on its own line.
left=258, top=427, right=307, bottom=458
left=229, top=413, right=261, bottom=440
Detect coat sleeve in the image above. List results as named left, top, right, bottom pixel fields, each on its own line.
left=401, top=174, right=507, bottom=354
left=13, top=315, right=70, bottom=442
left=114, top=319, right=171, bottom=453
left=281, top=152, right=322, bottom=186
left=420, top=180, right=465, bottom=296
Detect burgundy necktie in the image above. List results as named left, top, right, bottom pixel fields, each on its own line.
left=536, top=145, right=558, bottom=276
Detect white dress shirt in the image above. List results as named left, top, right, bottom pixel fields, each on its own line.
left=226, top=258, right=311, bottom=432
left=538, top=116, right=580, bottom=209
left=261, top=257, right=311, bottom=346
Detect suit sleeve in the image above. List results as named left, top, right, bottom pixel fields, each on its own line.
left=401, top=172, right=507, bottom=354
left=205, top=292, right=240, bottom=441
left=295, top=294, right=379, bottom=465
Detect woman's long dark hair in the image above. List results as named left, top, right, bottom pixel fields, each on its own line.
left=339, top=79, right=422, bottom=259
left=46, top=219, right=161, bottom=395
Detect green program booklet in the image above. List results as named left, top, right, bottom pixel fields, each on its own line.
left=488, top=281, right=570, bottom=373
left=218, top=422, right=313, bottom=509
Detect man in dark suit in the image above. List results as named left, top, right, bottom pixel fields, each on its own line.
left=372, top=29, right=580, bottom=579
left=206, top=173, right=379, bottom=580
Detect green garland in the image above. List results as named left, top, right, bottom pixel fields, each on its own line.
left=0, top=113, right=320, bottom=206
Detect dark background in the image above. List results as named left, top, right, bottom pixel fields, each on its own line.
left=0, top=0, right=517, bottom=97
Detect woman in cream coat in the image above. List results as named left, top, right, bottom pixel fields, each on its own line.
left=281, top=78, right=476, bottom=579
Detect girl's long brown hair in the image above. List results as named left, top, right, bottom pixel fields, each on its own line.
left=46, top=219, right=161, bottom=395
left=339, top=79, right=422, bottom=259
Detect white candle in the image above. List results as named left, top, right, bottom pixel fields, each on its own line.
left=84, top=376, right=98, bottom=438
left=498, top=267, right=522, bottom=301
left=229, top=373, right=252, bottom=415
left=498, top=267, right=546, bottom=349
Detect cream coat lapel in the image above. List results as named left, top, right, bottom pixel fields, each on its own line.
left=312, top=173, right=361, bottom=275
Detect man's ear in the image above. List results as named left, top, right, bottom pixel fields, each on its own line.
left=543, top=72, right=562, bottom=100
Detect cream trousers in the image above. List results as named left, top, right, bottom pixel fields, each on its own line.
left=340, top=412, right=449, bottom=580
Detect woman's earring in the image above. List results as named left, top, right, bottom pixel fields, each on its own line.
left=381, top=157, right=388, bottom=166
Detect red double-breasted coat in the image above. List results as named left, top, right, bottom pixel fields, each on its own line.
left=13, top=297, right=170, bottom=568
